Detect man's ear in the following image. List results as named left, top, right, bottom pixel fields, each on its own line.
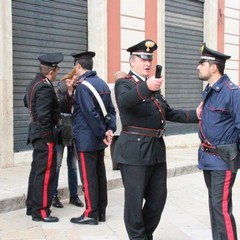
left=46, top=70, right=54, bottom=80
left=129, top=58, right=134, bottom=68
left=49, top=70, right=55, bottom=76
left=211, top=64, right=218, bottom=74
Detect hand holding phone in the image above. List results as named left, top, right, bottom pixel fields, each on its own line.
left=155, top=65, right=162, bottom=78
left=146, top=65, right=163, bottom=91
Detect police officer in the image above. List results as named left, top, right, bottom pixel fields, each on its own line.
left=197, top=43, right=240, bottom=240
left=24, top=52, right=63, bottom=222
left=70, top=51, right=116, bottom=225
left=113, top=39, right=200, bottom=240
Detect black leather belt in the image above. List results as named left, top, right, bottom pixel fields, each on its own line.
left=122, top=126, right=165, bottom=138
left=201, top=143, right=219, bottom=155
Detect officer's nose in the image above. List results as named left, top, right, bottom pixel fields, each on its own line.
left=145, top=60, right=152, bottom=67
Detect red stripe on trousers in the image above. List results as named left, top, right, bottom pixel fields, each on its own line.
left=222, top=170, right=235, bottom=240
left=40, top=142, right=54, bottom=218
left=80, top=152, right=92, bottom=217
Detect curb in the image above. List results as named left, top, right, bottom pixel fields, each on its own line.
left=0, top=164, right=199, bottom=214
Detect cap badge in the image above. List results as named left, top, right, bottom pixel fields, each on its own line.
left=201, top=43, right=205, bottom=54
left=145, top=41, right=155, bottom=52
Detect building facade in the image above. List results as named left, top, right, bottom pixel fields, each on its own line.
left=0, top=0, right=239, bottom=167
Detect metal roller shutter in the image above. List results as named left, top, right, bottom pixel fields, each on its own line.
left=165, top=0, right=204, bottom=135
left=12, top=0, right=88, bottom=151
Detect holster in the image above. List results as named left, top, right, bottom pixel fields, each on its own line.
left=217, top=143, right=238, bottom=173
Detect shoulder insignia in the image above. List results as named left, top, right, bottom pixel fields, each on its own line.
left=226, top=81, right=239, bottom=90
left=124, top=74, right=139, bottom=85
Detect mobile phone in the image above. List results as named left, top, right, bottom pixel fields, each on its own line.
left=155, top=65, right=162, bottom=78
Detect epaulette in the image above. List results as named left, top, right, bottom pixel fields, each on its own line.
left=226, top=81, right=239, bottom=90
left=125, top=74, right=139, bottom=84
left=115, top=74, right=136, bottom=85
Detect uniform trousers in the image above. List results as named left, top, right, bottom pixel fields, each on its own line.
left=26, top=139, right=57, bottom=218
left=203, top=170, right=238, bottom=240
left=78, top=149, right=107, bottom=219
left=120, top=162, right=167, bottom=240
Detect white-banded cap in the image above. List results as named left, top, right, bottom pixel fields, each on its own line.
left=127, top=39, right=158, bottom=60
left=199, top=43, right=231, bottom=64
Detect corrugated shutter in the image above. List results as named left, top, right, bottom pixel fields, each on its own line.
left=165, top=0, right=203, bottom=135
left=12, top=0, right=88, bottom=151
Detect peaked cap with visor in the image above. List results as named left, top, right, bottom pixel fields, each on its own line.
left=199, top=42, right=231, bottom=65
left=127, top=39, right=158, bottom=60
left=71, top=51, right=96, bottom=65
left=38, top=52, right=64, bottom=67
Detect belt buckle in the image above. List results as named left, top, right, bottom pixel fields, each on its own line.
left=202, top=143, right=210, bottom=152
left=204, top=146, right=210, bottom=152
left=201, top=143, right=217, bottom=154
left=156, top=129, right=163, bottom=138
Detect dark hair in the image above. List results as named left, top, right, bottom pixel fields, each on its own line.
left=39, top=64, right=57, bottom=75
left=76, top=58, right=93, bottom=70
left=215, top=63, right=225, bottom=75
left=209, top=61, right=225, bottom=75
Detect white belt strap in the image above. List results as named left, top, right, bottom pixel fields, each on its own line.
left=81, top=81, right=108, bottom=117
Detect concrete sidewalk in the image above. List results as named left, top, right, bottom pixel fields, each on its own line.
left=1, top=142, right=240, bottom=239
left=0, top=146, right=199, bottom=214
left=1, top=170, right=240, bottom=239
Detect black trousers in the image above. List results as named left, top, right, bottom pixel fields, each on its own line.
left=203, top=170, right=238, bottom=240
left=78, top=149, right=107, bottom=219
left=120, top=162, right=167, bottom=240
left=26, top=139, right=57, bottom=218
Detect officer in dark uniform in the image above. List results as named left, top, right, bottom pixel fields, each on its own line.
left=69, top=51, right=116, bottom=225
left=24, top=52, right=63, bottom=222
left=113, top=39, right=200, bottom=240
left=197, top=43, right=240, bottom=240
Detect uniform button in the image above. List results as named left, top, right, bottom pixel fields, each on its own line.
left=216, top=87, right=219, bottom=90
left=138, top=138, right=140, bottom=141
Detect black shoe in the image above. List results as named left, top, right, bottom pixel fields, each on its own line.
left=69, top=195, right=84, bottom=207
left=99, top=213, right=106, bottom=222
left=52, top=196, right=64, bottom=208
left=32, top=215, right=59, bottom=222
left=70, top=215, right=98, bottom=225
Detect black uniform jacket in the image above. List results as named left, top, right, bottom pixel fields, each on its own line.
left=113, top=71, right=199, bottom=165
left=24, top=73, right=61, bottom=144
